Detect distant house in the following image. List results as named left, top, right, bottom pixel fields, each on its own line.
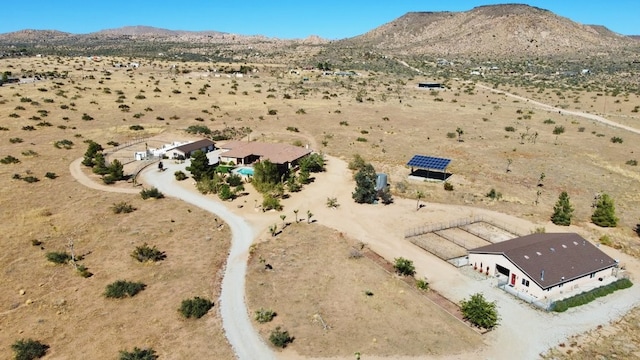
left=166, top=139, right=215, bottom=159
left=219, top=141, right=311, bottom=169
left=469, top=233, right=618, bottom=300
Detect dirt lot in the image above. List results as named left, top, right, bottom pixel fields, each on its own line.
left=1, top=55, right=640, bottom=358
left=245, top=222, right=482, bottom=358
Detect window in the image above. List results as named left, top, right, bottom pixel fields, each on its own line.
left=590, top=272, right=595, bottom=278
left=521, top=279, right=530, bottom=287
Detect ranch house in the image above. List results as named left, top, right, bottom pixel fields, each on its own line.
left=468, top=233, right=619, bottom=300
left=219, top=140, right=311, bottom=169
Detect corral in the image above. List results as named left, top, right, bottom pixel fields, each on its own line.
left=405, top=215, right=528, bottom=266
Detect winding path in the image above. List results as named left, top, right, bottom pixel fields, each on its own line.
left=70, top=158, right=276, bottom=360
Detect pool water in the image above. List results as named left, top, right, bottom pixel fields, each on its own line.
left=236, top=167, right=254, bottom=176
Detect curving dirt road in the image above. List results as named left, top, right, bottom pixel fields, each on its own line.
left=476, top=83, right=640, bottom=135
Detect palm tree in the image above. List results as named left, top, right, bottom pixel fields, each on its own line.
left=293, top=209, right=299, bottom=223
left=280, top=214, right=286, bottom=228
left=307, top=210, right=313, bottom=224
left=416, top=190, right=424, bottom=210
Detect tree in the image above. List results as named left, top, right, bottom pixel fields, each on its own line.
left=92, top=152, right=109, bottom=175
left=378, top=187, right=393, bottom=205
left=299, top=153, right=325, bottom=173
left=186, top=150, right=212, bottom=181
left=456, top=127, right=464, bottom=142
left=551, top=191, right=574, bottom=226
left=352, top=163, right=377, bottom=204
left=269, top=327, right=294, bottom=348
left=393, top=257, right=415, bottom=276
left=253, top=159, right=280, bottom=193
left=104, top=159, right=124, bottom=184
left=280, top=214, right=286, bottom=227
left=218, top=183, right=233, bottom=200
left=12, top=338, right=49, bottom=360
left=416, top=190, right=424, bottom=210
left=82, top=141, right=103, bottom=167
left=179, top=297, right=214, bottom=319
left=460, top=293, right=500, bottom=329
left=591, top=193, right=618, bottom=227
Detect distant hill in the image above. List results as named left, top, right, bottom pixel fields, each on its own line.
left=338, top=4, right=635, bottom=57
left=92, top=25, right=227, bottom=37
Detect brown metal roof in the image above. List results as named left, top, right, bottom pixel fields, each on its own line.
left=174, top=138, right=215, bottom=154
left=220, top=141, right=311, bottom=164
left=470, top=233, right=618, bottom=289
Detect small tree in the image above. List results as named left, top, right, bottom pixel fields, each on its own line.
left=179, top=297, right=214, bottom=319
left=82, top=141, right=103, bottom=167
left=12, top=339, right=49, bottom=360
left=293, top=209, right=299, bottom=223
left=591, top=193, right=618, bottom=227
left=415, top=190, right=424, bottom=210
left=551, top=191, right=574, bottom=226
left=460, top=293, right=500, bottom=329
left=393, top=257, right=415, bottom=276
left=186, top=150, right=212, bottom=181
left=352, top=163, right=377, bottom=204
left=306, top=210, right=313, bottom=224
left=456, top=127, right=464, bottom=142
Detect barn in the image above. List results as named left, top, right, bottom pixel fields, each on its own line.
left=166, top=139, right=215, bottom=159
left=468, top=233, right=619, bottom=300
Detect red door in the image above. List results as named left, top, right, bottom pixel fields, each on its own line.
left=510, top=273, right=516, bottom=286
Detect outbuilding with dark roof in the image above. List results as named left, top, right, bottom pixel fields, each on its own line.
left=468, top=233, right=618, bottom=300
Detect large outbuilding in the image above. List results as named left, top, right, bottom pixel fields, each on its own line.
left=468, top=233, right=618, bottom=300
left=166, top=138, right=215, bottom=159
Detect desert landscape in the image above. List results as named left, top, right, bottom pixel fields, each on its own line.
left=1, top=4, right=640, bottom=360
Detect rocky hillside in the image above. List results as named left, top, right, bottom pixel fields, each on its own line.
left=339, top=4, right=636, bottom=57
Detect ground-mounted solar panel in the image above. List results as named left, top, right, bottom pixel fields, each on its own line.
left=407, top=155, right=451, bottom=171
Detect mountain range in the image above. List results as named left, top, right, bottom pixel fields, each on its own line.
left=0, top=4, right=637, bottom=59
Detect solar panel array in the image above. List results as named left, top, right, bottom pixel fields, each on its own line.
left=407, top=155, right=451, bottom=171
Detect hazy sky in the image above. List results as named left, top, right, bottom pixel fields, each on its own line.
left=2, top=1, right=638, bottom=38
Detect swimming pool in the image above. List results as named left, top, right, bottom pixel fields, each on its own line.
left=234, top=166, right=254, bottom=176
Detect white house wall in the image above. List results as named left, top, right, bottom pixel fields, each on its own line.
left=468, top=253, right=616, bottom=300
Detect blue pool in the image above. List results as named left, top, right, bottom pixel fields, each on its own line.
left=235, top=167, right=254, bottom=176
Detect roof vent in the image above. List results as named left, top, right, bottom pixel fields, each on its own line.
left=536, top=251, right=542, bottom=256
left=573, top=241, right=579, bottom=245
left=524, top=255, right=529, bottom=259
left=562, top=244, right=567, bottom=248
left=550, top=247, right=555, bottom=252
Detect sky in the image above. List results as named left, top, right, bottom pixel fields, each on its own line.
left=2, top=1, right=638, bottom=39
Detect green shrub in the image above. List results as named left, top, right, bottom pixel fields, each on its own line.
left=504, top=126, right=515, bottom=132
left=262, top=194, right=283, bottom=211
left=626, top=159, right=638, bottom=166
left=140, top=187, right=164, bottom=200
left=11, top=338, right=49, bottom=360
left=1, top=155, right=20, bottom=164
left=599, top=235, right=613, bottom=246
left=129, top=125, right=144, bottom=131
left=44, top=172, right=57, bottom=179
left=446, top=132, right=456, bottom=138
left=444, top=182, right=454, bottom=191
left=179, top=297, right=214, bottom=319
left=553, top=125, right=565, bottom=134
left=131, top=243, right=166, bottom=262
left=486, top=188, right=502, bottom=200
left=551, top=278, right=633, bottom=312
left=356, top=137, right=367, bottom=142
left=119, top=347, right=158, bottom=360
left=174, top=170, right=188, bottom=181
left=22, top=176, right=39, bottom=183
left=112, top=201, right=136, bottom=214
left=416, top=278, right=429, bottom=290
left=46, top=251, right=71, bottom=264
left=10, top=137, right=23, bottom=143
left=104, top=280, right=146, bottom=298
left=255, top=308, right=276, bottom=323
left=611, top=136, right=623, bottom=143
left=543, top=119, right=555, bottom=124
left=460, top=293, right=500, bottom=329
left=394, top=257, right=415, bottom=276
left=185, top=125, right=211, bottom=135
left=76, top=264, right=93, bottom=278
left=269, top=327, right=293, bottom=348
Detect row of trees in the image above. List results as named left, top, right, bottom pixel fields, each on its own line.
left=82, top=141, right=125, bottom=184
left=350, top=155, right=392, bottom=205
left=551, top=191, right=618, bottom=228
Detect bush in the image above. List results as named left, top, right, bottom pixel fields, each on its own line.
left=543, top=119, right=555, bottom=124
left=44, top=172, right=57, bottom=179
left=140, top=187, right=164, bottom=200
left=460, top=293, right=499, bottom=329
left=486, top=188, right=502, bottom=200
left=119, top=347, right=158, bottom=360
left=269, top=327, right=294, bottom=348
left=626, top=159, right=638, bottom=166
left=551, top=278, right=633, bottom=312
left=129, top=125, right=144, bottom=131
left=394, top=257, right=415, bottom=276
left=416, top=278, right=429, bottom=290
left=1, top=155, right=20, bottom=164
left=255, top=308, right=276, bottom=323
left=174, top=170, right=188, bottom=181
left=262, top=194, right=283, bottom=211
left=444, top=182, right=454, bottom=191
left=104, top=280, right=146, bottom=298
left=611, top=136, right=623, bottom=143
left=504, top=126, right=515, bottom=132
left=112, top=201, right=136, bottom=214
left=553, top=125, right=565, bottom=134
left=46, top=251, right=71, bottom=264
left=179, top=297, right=214, bottom=319
left=131, top=243, right=166, bottom=262
left=446, top=132, right=456, bottom=138
left=185, top=125, right=211, bottom=135
left=11, top=338, right=49, bottom=360
left=22, top=176, right=39, bottom=183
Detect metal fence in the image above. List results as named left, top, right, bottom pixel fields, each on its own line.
left=498, top=281, right=551, bottom=311
left=404, top=214, right=529, bottom=239
left=131, top=157, right=161, bottom=182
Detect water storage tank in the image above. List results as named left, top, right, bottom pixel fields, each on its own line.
left=375, top=173, right=388, bottom=192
